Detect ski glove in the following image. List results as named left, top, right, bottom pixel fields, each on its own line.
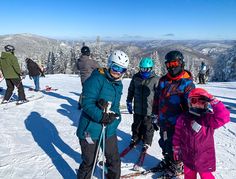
left=100, top=112, right=119, bottom=126
left=126, top=101, right=133, bottom=114
left=173, top=146, right=181, bottom=161
left=96, top=98, right=109, bottom=111
left=151, top=114, right=159, bottom=131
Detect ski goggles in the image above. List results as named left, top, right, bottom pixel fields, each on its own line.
left=140, top=67, right=152, bottom=72
left=188, top=97, right=206, bottom=106
left=165, top=60, right=181, bottom=68
left=110, top=63, right=127, bottom=74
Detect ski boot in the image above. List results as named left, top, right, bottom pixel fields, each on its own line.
left=129, top=139, right=139, bottom=148
left=1, top=100, right=8, bottom=104
left=16, top=99, right=29, bottom=105
left=149, top=158, right=171, bottom=173
left=164, top=161, right=183, bottom=178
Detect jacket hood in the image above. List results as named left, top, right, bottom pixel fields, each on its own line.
left=1, top=52, right=12, bottom=59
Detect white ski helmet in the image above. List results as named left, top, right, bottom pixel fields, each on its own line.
left=107, top=50, right=129, bottom=68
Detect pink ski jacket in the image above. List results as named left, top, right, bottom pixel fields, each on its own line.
left=173, top=101, right=230, bottom=172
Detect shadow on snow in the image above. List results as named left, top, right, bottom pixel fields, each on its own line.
left=24, top=111, right=81, bottom=178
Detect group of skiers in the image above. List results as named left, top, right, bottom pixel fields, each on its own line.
left=0, top=44, right=230, bottom=179
left=0, top=45, right=45, bottom=104
left=76, top=47, right=230, bottom=179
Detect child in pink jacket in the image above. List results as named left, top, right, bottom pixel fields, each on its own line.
left=172, top=88, right=230, bottom=179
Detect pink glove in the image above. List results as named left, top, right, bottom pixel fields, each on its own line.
left=173, top=146, right=180, bottom=161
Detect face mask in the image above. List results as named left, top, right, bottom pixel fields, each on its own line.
left=167, top=65, right=183, bottom=77
left=189, top=107, right=208, bottom=116
left=140, top=71, right=152, bottom=79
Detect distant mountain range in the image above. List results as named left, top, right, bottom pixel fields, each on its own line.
left=0, top=33, right=235, bottom=81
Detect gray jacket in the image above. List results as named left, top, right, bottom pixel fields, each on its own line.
left=127, top=72, right=159, bottom=116
left=77, top=55, right=100, bottom=85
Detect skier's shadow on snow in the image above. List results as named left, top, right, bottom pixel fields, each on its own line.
left=24, top=112, right=81, bottom=179
left=39, top=90, right=81, bottom=126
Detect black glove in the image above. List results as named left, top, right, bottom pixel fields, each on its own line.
left=96, top=98, right=109, bottom=111
left=100, top=112, right=119, bottom=125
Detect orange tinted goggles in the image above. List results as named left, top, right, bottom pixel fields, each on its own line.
left=165, top=60, right=180, bottom=68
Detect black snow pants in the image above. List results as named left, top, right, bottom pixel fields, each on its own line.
left=4, top=78, right=26, bottom=101
left=131, top=114, right=154, bottom=146
left=158, top=123, right=176, bottom=162
left=199, top=74, right=205, bottom=84
left=78, top=135, right=120, bottom=179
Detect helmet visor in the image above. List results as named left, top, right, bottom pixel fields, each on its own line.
left=110, top=63, right=127, bottom=74
left=165, top=60, right=181, bottom=68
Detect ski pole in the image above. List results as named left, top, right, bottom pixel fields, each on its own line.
left=102, top=124, right=105, bottom=179
left=90, top=125, right=105, bottom=179
left=90, top=102, right=111, bottom=179
left=101, top=102, right=111, bottom=179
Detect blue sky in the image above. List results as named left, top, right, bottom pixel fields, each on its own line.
left=0, top=0, right=236, bottom=40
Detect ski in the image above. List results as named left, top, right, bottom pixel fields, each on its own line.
left=120, top=146, right=134, bottom=158
left=44, top=86, right=58, bottom=91
left=120, top=169, right=164, bottom=178
left=2, top=95, right=44, bottom=110
left=121, top=168, right=183, bottom=179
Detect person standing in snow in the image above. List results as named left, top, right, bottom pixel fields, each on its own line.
left=198, top=61, right=207, bottom=84
left=76, top=50, right=129, bottom=179
left=173, top=88, right=230, bottom=179
left=25, top=58, right=45, bottom=91
left=0, top=45, right=27, bottom=104
left=126, top=57, right=159, bottom=152
left=152, top=50, right=195, bottom=176
left=76, top=46, right=100, bottom=109
left=77, top=46, right=100, bottom=85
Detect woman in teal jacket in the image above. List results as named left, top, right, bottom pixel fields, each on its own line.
left=77, top=50, right=129, bottom=179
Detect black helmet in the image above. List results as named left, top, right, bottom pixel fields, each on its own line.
left=4, top=45, right=15, bottom=53
left=165, top=50, right=184, bottom=63
left=81, top=46, right=90, bottom=56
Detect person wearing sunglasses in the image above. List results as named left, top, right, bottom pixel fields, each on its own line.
left=173, top=88, right=230, bottom=179
left=152, top=50, right=195, bottom=177
left=124, top=57, right=159, bottom=155
left=76, top=50, right=129, bottom=179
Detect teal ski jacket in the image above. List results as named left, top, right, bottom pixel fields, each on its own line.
left=76, top=68, right=123, bottom=140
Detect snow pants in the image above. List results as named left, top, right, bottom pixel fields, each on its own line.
left=4, top=78, right=26, bottom=101
left=78, top=135, right=120, bottom=179
left=184, top=165, right=215, bottom=179
left=158, top=123, right=175, bottom=161
left=199, top=74, right=205, bottom=84
left=131, top=114, right=154, bottom=146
